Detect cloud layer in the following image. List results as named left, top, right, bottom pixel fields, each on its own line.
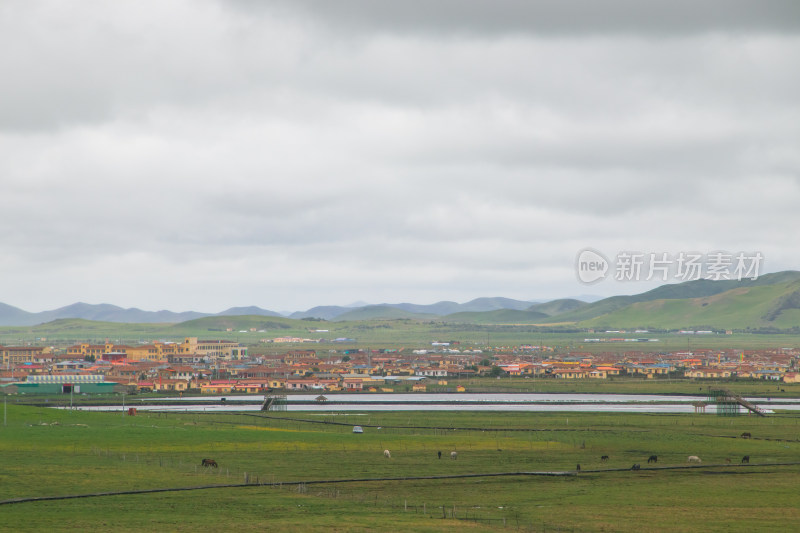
left=1, top=1, right=798, bottom=312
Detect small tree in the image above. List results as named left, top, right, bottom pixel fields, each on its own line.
left=488, top=366, right=503, bottom=377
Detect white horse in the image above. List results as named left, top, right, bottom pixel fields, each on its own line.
left=384, top=449, right=391, bottom=459
left=451, top=451, right=458, bottom=460
left=687, top=455, right=701, bottom=463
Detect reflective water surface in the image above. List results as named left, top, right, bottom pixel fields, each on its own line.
left=61, top=392, right=799, bottom=414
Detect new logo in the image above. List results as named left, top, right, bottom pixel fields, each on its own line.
left=576, top=248, right=609, bottom=284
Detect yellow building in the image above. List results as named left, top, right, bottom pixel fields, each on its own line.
left=65, top=337, right=248, bottom=363
left=1, top=346, right=49, bottom=366
left=180, top=338, right=248, bottom=361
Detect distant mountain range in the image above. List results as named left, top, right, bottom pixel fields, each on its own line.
left=2, top=271, right=800, bottom=328
left=0, top=296, right=558, bottom=326
left=0, top=297, right=545, bottom=326
left=289, top=297, right=540, bottom=321
left=0, top=302, right=283, bottom=327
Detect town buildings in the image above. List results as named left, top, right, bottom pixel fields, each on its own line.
left=1, top=340, right=797, bottom=394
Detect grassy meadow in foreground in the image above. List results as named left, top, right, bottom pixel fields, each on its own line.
left=1, top=406, right=799, bottom=531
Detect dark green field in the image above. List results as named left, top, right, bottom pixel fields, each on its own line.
left=2, top=404, right=799, bottom=531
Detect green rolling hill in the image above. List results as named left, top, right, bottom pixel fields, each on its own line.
left=442, top=309, right=550, bottom=324
left=580, top=278, right=800, bottom=330
left=331, top=305, right=436, bottom=321
left=543, top=271, right=800, bottom=324
left=527, top=298, right=588, bottom=316
left=5, top=271, right=800, bottom=336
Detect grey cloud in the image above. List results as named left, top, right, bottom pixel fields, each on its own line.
left=0, top=1, right=798, bottom=312
left=231, top=0, right=800, bottom=36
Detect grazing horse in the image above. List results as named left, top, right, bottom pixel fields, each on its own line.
left=201, top=458, right=218, bottom=468
left=451, top=451, right=458, bottom=460
left=647, top=455, right=658, bottom=464
left=740, top=432, right=751, bottom=439
left=600, top=455, right=609, bottom=462
left=687, top=456, right=701, bottom=463
left=631, top=464, right=640, bottom=471
left=383, top=449, right=391, bottom=459
left=741, top=455, right=750, bottom=464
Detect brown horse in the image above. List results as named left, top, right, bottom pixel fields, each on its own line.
left=201, top=458, right=218, bottom=468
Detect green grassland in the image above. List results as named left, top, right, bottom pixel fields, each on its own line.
left=2, top=405, right=800, bottom=531
left=4, top=315, right=800, bottom=354
left=439, top=309, right=549, bottom=324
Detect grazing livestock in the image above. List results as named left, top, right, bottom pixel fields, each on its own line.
left=725, top=458, right=732, bottom=464
left=742, top=455, right=750, bottom=464
left=438, top=451, right=442, bottom=459
left=201, top=458, right=218, bottom=468
left=631, top=464, right=640, bottom=471
left=741, top=432, right=752, bottom=439
left=600, top=455, right=609, bottom=462
left=647, top=455, right=658, bottom=464
left=687, top=456, right=702, bottom=463
left=576, top=464, right=581, bottom=472
left=384, top=449, right=391, bottom=459
left=451, top=451, right=458, bottom=460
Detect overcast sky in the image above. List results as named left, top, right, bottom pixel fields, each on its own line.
left=1, top=1, right=799, bottom=313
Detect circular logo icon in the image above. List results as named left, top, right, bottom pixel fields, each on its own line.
left=576, top=248, right=609, bottom=284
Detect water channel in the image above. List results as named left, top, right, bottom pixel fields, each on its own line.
left=64, top=393, right=800, bottom=414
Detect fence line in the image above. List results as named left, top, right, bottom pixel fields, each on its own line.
left=6, top=461, right=800, bottom=507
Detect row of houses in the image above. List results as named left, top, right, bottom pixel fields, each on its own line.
left=2, top=342, right=799, bottom=395
left=65, top=337, right=247, bottom=362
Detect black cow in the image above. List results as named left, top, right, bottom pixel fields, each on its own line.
left=631, top=463, right=641, bottom=471
left=647, top=455, right=658, bottom=464
left=600, top=455, right=609, bottom=462
left=741, top=455, right=750, bottom=464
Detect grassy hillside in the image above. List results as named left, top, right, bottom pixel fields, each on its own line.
left=547, top=271, right=800, bottom=324
left=582, top=279, right=800, bottom=330
left=527, top=298, right=587, bottom=316
left=171, top=315, right=299, bottom=332
left=332, top=305, right=435, bottom=322
left=5, top=273, right=800, bottom=349
left=442, top=309, right=549, bottom=324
